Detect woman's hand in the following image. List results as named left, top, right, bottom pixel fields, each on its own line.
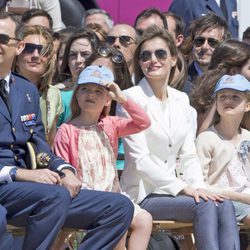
left=181, top=186, right=226, bottom=203
left=104, top=82, right=127, bottom=104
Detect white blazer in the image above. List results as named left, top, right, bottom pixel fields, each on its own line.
left=117, top=78, right=206, bottom=204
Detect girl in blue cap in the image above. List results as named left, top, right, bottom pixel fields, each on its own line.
left=196, top=74, right=250, bottom=225
left=54, top=65, right=152, bottom=250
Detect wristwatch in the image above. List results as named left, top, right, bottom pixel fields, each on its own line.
left=9, top=167, right=18, bottom=181
left=61, top=166, right=75, bottom=174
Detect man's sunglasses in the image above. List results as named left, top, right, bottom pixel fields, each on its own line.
left=139, top=49, right=168, bottom=62
left=0, top=33, right=20, bottom=44
left=106, top=35, right=135, bottom=47
left=22, top=43, right=47, bottom=55
left=97, top=46, right=124, bottom=64
left=193, top=36, right=220, bottom=48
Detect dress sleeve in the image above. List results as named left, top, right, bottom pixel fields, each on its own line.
left=53, top=124, right=71, bottom=163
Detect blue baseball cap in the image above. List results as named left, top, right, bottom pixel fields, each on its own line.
left=214, top=74, right=250, bottom=94
left=77, top=65, right=114, bottom=86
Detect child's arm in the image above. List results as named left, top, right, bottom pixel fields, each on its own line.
left=105, top=82, right=151, bottom=136
left=105, top=82, right=128, bottom=104
left=222, top=190, right=250, bottom=204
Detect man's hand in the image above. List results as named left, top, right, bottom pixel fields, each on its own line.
left=16, top=169, right=61, bottom=184
left=60, top=169, right=82, bottom=198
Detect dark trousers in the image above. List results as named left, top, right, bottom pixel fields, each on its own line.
left=0, top=205, right=6, bottom=237
left=0, top=182, right=134, bottom=250
left=140, top=194, right=240, bottom=250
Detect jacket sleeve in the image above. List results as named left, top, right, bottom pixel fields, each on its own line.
left=116, top=98, right=187, bottom=196
left=196, top=132, right=224, bottom=194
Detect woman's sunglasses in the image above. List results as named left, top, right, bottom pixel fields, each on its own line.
left=193, top=36, right=220, bottom=48
left=139, top=49, right=168, bottom=62
left=0, top=33, right=20, bottom=44
left=106, top=35, right=135, bottom=47
left=22, top=43, right=47, bottom=55
left=97, top=47, right=124, bottom=64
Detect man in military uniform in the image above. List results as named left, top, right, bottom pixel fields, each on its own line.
left=0, top=11, right=133, bottom=250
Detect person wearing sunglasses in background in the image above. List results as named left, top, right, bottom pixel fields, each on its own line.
left=186, top=13, right=230, bottom=92
left=13, top=25, right=62, bottom=146
left=116, top=25, right=240, bottom=250
left=0, top=11, right=134, bottom=250
left=107, top=24, right=137, bottom=82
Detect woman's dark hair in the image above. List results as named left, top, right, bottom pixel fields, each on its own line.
left=191, top=39, right=250, bottom=114
left=58, top=29, right=99, bottom=82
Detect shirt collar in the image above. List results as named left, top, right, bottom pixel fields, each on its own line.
left=1, top=73, right=11, bottom=92
left=194, top=61, right=204, bottom=76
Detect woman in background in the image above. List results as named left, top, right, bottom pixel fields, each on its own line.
left=14, top=25, right=62, bottom=146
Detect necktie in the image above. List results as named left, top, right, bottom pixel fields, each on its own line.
left=0, top=79, right=10, bottom=112
left=220, top=0, right=228, bottom=20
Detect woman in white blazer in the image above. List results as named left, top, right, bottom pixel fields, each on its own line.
left=117, top=26, right=240, bottom=250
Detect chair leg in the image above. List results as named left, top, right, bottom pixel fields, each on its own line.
left=180, top=234, right=196, bottom=250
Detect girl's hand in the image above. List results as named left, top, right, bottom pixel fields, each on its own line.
left=181, top=186, right=226, bottom=203
left=104, top=82, right=127, bottom=104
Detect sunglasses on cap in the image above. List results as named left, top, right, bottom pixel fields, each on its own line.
left=106, top=35, right=135, bottom=47
left=193, top=36, right=220, bottom=48
left=139, top=49, right=168, bottom=62
left=22, top=43, right=47, bottom=55
left=97, top=46, right=124, bottom=64
left=0, top=33, right=20, bottom=44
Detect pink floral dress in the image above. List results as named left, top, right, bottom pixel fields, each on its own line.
left=78, top=125, right=120, bottom=192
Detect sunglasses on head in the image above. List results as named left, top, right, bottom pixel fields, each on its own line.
left=22, top=43, right=47, bottom=55
left=106, top=35, right=135, bottom=47
left=193, top=36, right=220, bottom=48
left=0, top=33, right=20, bottom=44
left=139, top=49, right=168, bottom=62
left=97, top=47, right=124, bottom=64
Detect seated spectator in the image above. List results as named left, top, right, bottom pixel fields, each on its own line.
left=191, top=39, right=250, bottom=134
left=21, top=8, right=53, bottom=31
left=196, top=74, right=250, bottom=225
left=134, top=8, right=168, bottom=36
left=83, top=8, right=113, bottom=33
left=55, top=30, right=98, bottom=126
left=52, top=26, right=78, bottom=81
left=54, top=65, right=152, bottom=250
left=107, top=23, right=136, bottom=80
left=116, top=26, right=240, bottom=250
left=0, top=11, right=134, bottom=250
left=186, top=13, right=230, bottom=91
left=13, top=25, right=62, bottom=146
left=163, top=11, right=185, bottom=47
